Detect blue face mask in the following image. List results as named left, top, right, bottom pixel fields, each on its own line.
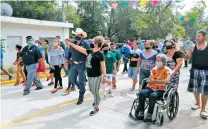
left=28, top=41, right=34, bottom=46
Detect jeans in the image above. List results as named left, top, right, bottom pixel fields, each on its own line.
left=53, top=65, right=63, bottom=88
left=123, top=57, right=128, bottom=73
left=63, top=66, right=68, bottom=75
left=24, top=63, right=43, bottom=91
left=67, top=65, right=76, bottom=89
left=139, top=88, right=164, bottom=114
left=68, top=63, right=86, bottom=99
left=139, top=68, right=151, bottom=85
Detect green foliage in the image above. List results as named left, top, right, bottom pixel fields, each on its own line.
left=181, top=0, right=207, bottom=40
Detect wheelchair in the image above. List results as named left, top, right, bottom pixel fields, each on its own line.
left=129, top=78, right=179, bottom=126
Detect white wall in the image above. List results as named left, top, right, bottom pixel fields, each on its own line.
left=1, top=22, right=70, bottom=66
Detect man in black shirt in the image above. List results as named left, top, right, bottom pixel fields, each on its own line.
left=20, top=36, right=43, bottom=95
left=69, top=28, right=90, bottom=105
left=182, top=30, right=208, bottom=119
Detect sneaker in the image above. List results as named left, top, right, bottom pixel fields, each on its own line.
left=32, top=83, right=35, bottom=87
left=48, top=82, right=54, bottom=86
left=200, top=111, right=208, bottom=119
left=143, top=113, right=152, bottom=122
left=23, top=91, right=30, bottom=96
left=57, top=86, right=63, bottom=90
left=46, top=78, right=50, bottom=81
left=89, top=108, right=99, bottom=116
left=110, top=87, right=115, bottom=97
left=191, top=104, right=200, bottom=110
left=23, top=82, right=27, bottom=86
left=62, top=89, right=70, bottom=96
left=137, top=112, right=144, bottom=120
left=77, top=99, right=83, bottom=105
left=9, top=75, right=13, bottom=80
left=130, top=86, right=135, bottom=91
left=51, top=88, right=58, bottom=93
left=71, top=86, right=76, bottom=91
left=35, top=87, right=43, bottom=90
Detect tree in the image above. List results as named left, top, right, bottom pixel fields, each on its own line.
left=77, top=1, right=107, bottom=38
left=181, top=0, right=207, bottom=40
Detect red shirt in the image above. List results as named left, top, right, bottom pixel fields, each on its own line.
left=128, top=42, right=133, bottom=47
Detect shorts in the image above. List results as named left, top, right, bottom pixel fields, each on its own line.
left=187, top=69, right=208, bottom=95
left=139, top=68, right=151, bottom=85
left=128, top=67, right=138, bottom=80
left=106, top=74, right=113, bottom=81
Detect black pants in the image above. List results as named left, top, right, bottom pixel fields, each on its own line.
left=185, top=60, right=188, bottom=67
left=54, top=65, right=62, bottom=88
left=123, top=57, right=128, bottom=73
left=24, top=66, right=27, bottom=80
left=139, top=88, right=164, bottom=114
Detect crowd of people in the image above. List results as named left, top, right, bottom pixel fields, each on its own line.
left=0, top=28, right=207, bottom=119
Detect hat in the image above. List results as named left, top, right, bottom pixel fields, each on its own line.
left=81, top=32, right=87, bottom=39
left=72, top=28, right=87, bottom=38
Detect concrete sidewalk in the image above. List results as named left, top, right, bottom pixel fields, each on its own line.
left=1, top=66, right=208, bottom=129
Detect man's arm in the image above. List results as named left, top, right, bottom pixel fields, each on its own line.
left=181, top=44, right=195, bottom=60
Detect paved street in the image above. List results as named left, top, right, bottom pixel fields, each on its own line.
left=1, top=66, right=208, bottom=129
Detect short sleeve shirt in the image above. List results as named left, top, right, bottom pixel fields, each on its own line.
left=86, top=50, right=104, bottom=77
left=167, top=51, right=182, bottom=70
left=129, top=49, right=141, bottom=67
left=21, top=45, right=42, bottom=66
left=140, top=50, right=157, bottom=70
left=104, top=51, right=116, bottom=74
left=70, top=40, right=90, bottom=62
left=111, top=50, right=121, bottom=62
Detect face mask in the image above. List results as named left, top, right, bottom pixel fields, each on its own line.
left=145, top=47, right=150, bottom=50
left=166, top=45, right=173, bottom=50
left=90, top=43, right=94, bottom=48
left=103, top=50, right=109, bottom=54
left=53, top=42, right=58, bottom=47
left=75, top=36, right=81, bottom=41
left=28, top=41, right=34, bottom=46
left=155, top=61, right=163, bottom=68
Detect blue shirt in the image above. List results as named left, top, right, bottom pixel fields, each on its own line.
left=70, top=40, right=90, bottom=62
left=138, top=40, right=145, bottom=51
left=183, top=41, right=194, bottom=53
left=0, top=45, right=3, bottom=59
left=49, top=48, right=65, bottom=66
left=120, top=45, right=131, bottom=58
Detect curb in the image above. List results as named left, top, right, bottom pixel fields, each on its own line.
left=0, top=72, right=65, bottom=86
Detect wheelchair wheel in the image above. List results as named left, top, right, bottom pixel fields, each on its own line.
left=129, top=99, right=140, bottom=121
left=167, top=90, right=179, bottom=120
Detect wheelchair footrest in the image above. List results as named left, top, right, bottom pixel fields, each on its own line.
left=128, top=113, right=139, bottom=121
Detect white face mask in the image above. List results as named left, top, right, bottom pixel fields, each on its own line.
left=53, top=42, right=58, bottom=46
left=155, top=61, right=163, bottom=68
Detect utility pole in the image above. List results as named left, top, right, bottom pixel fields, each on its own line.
left=61, top=0, right=65, bottom=22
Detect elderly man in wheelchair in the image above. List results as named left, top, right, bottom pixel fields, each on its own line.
left=129, top=54, right=179, bottom=126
